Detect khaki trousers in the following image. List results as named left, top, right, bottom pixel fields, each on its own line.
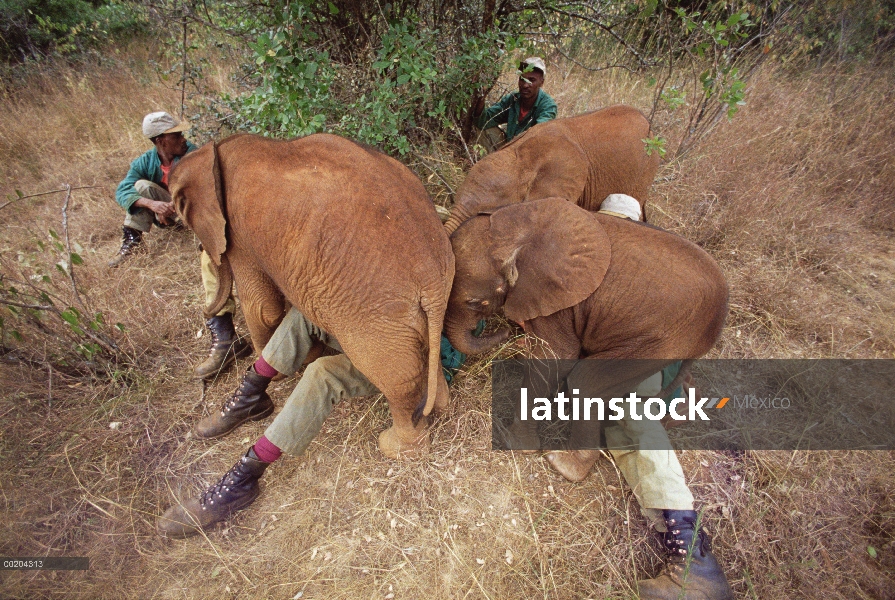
left=603, top=371, right=694, bottom=532
left=261, top=308, right=379, bottom=456
left=123, top=180, right=234, bottom=316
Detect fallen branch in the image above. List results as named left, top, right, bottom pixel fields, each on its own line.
left=0, top=185, right=102, bottom=212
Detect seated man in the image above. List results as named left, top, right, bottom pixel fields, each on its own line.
left=158, top=308, right=466, bottom=537
left=110, top=111, right=249, bottom=379
left=471, top=56, right=558, bottom=152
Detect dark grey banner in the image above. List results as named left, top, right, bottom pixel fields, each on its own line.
left=491, top=359, right=895, bottom=451
left=0, top=557, right=89, bottom=570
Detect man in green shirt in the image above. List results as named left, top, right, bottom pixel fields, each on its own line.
left=472, top=57, right=558, bottom=152
left=110, top=112, right=249, bottom=379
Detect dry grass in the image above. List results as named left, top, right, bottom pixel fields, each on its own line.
left=0, top=46, right=893, bottom=599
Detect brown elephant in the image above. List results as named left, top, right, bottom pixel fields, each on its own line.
left=444, top=197, right=728, bottom=478
left=169, top=133, right=454, bottom=457
left=444, top=104, right=661, bottom=233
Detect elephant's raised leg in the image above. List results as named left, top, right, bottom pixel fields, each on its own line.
left=227, top=254, right=287, bottom=352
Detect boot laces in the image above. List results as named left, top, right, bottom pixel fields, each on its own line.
left=200, top=459, right=252, bottom=508
left=221, top=376, right=255, bottom=415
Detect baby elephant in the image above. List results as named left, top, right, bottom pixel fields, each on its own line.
left=445, top=197, right=733, bottom=600
left=444, top=197, right=728, bottom=363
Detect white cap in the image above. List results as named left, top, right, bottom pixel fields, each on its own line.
left=521, top=57, right=546, bottom=76
left=142, top=111, right=191, bottom=139
left=600, top=193, right=643, bottom=221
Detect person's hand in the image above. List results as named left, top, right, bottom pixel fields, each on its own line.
left=152, top=200, right=176, bottom=225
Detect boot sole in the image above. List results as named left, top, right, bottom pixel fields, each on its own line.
left=193, top=402, right=276, bottom=440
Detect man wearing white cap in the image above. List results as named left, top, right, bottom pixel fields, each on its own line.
left=472, top=57, right=558, bottom=151
left=110, top=111, right=249, bottom=379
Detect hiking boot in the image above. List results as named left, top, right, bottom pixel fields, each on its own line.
left=637, top=510, right=733, bottom=600
left=194, top=367, right=274, bottom=439
left=193, top=313, right=253, bottom=380
left=157, top=447, right=270, bottom=538
left=108, top=226, right=143, bottom=268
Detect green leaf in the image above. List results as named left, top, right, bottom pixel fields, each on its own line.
left=115, top=323, right=126, bottom=332
left=10, top=330, right=23, bottom=341
left=16, top=189, right=23, bottom=198
left=396, top=74, right=410, bottom=85
left=70, top=253, right=83, bottom=265
left=868, top=546, right=877, bottom=559
left=49, top=229, right=60, bottom=240
left=60, top=308, right=79, bottom=326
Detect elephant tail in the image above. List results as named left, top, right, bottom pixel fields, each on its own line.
left=202, top=253, right=234, bottom=319
left=412, top=300, right=448, bottom=427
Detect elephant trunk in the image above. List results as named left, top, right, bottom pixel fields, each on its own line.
left=444, top=310, right=511, bottom=356
left=202, top=253, right=234, bottom=319
left=444, top=203, right=473, bottom=235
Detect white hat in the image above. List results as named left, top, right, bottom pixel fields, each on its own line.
left=521, top=57, right=546, bottom=76
left=142, top=111, right=191, bottom=139
left=599, top=193, right=643, bottom=221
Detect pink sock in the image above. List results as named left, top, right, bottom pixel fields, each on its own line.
left=253, top=435, right=282, bottom=463
left=253, top=356, right=278, bottom=378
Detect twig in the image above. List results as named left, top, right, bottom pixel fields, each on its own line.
left=60, top=184, right=86, bottom=312
left=0, top=185, right=102, bottom=212
left=0, top=299, right=54, bottom=310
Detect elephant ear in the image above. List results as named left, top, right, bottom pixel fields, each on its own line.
left=170, top=141, right=228, bottom=266
left=491, top=198, right=611, bottom=323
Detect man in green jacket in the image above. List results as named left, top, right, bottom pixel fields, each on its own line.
left=110, top=112, right=249, bottom=379
left=471, top=57, right=558, bottom=152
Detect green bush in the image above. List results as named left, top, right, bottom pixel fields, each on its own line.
left=0, top=0, right=147, bottom=62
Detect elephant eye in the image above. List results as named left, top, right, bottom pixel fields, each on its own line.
left=466, top=298, right=486, bottom=310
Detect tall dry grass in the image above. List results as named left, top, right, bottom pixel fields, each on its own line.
left=0, top=46, right=893, bottom=599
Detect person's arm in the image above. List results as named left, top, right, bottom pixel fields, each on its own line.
left=132, top=196, right=176, bottom=224
left=534, top=93, right=558, bottom=124
left=476, top=94, right=515, bottom=130
left=114, top=154, right=148, bottom=213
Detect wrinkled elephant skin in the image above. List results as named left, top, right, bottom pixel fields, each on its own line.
left=445, top=198, right=728, bottom=480
left=445, top=105, right=661, bottom=233
left=170, top=133, right=454, bottom=458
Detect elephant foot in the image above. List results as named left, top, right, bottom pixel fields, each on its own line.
left=545, top=449, right=600, bottom=482
left=378, top=424, right=430, bottom=460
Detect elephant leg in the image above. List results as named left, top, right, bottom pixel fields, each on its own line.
left=227, top=253, right=287, bottom=352
left=341, top=334, right=431, bottom=460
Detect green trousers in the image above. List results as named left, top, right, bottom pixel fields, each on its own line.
left=261, top=309, right=379, bottom=456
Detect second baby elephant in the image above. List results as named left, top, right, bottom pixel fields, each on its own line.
left=444, top=105, right=661, bottom=233
left=170, top=133, right=455, bottom=457
left=445, top=198, right=729, bottom=478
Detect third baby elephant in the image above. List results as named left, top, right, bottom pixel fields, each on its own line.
left=444, top=198, right=729, bottom=479
left=444, top=105, right=661, bottom=233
